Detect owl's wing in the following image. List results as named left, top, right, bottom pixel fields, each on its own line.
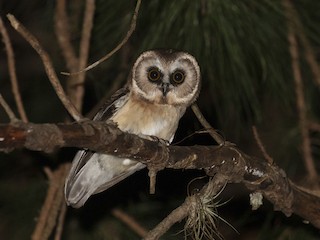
left=65, top=152, right=145, bottom=208
left=93, top=85, right=130, bottom=121
left=65, top=86, right=139, bottom=208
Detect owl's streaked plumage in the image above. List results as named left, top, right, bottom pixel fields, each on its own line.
left=65, top=49, right=201, bottom=208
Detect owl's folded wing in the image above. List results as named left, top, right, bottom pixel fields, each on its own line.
left=65, top=151, right=145, bottom=208
left=93, top=85, right=129, bottom=121
left=64, top=86, right=135, bottom=208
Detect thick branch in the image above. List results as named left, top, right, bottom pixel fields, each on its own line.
left=0, top=121, right=320, bottom=228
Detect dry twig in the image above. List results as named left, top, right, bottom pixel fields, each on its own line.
left=56, top=0, right=96, bottom=111
left=0, top=17, right=28, bottom=122
left=191, top=104, right=224, bottom=145
left=0, top=94, right=18, bottom=122
left=112, top=208, right=148, bottom=238
left=252, top=126, right=274, bottom=164
left=144, top=174, right=229, bottom=240
left=283, top=0, right=318, bottom=182
left=69, top=0, right=96, bottom=111
left=144, top=197, right=191, bottom=240
left=55, top=0, right=78, bottom=72
left=7, top=14, right=82, bottom=121
left=31, top=164, right=70, bottom=240
left=86, top=46, right=131, bottom=119
left=54, top=201, right=67, bottom=240
left=283, top=1, right=320, bottom=88
left=62, top=0, right=142, bottom=75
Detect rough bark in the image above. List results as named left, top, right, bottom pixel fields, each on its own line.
left=0, top=121, right=319, bottom=229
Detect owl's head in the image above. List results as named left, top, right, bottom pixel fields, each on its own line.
left=130, top=49, right=201, bottom=106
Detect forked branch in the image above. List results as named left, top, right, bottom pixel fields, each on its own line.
left=6, top=14, right=82, bottom=121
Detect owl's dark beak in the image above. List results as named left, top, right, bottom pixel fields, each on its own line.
left=160, top=83, right=170, bottom=96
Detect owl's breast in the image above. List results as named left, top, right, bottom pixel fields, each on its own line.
left=111, top=97, right=185, bottom=142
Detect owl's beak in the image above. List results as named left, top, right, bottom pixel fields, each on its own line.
left=160, top=82, right=170, bottom=96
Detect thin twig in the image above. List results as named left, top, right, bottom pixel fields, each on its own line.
left=55, top=0, right=81, bottom=112
left=32, top=168, right=61, bottom=240
left=252, top=126, right=274, bottom=164
left=144, top=174, right=230, bottom=240
left=72, top=0, right=95, bottom=110
left=300, top=32, right=320, bottom=89
left=86, top=46, right=130, bottom=119
left=0, top=17, right=28, bottom=122
left=78, top=0, right=95, bottom=74
left=284, top=1, right=320, bottom=88
left=55, top=0, right=78, bottom=72
left=191, top=104, right=224, bottom=145
left=0, top=94, right=18, bottom=122
left=62, top=0, right=141, bottom=75
left=144, top=197, right=191, bottom=240
left=7, top=14, right=82, bottom=121
left=43, top=167, right=54, bottom=181
left=112, top=208, right=148, bottom=238
left=55, top=0, right=95, bottom=111
left=31, top=164, right=70, bottom=240
left=283, top=0, right=318, bottom=182
left=54, top=201, right=67, bottom=240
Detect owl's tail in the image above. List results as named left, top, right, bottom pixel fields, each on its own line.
left=65, top=152, right=145, bottom=208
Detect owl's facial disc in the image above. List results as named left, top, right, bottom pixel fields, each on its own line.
left=132, top=50, right=201, bottom=106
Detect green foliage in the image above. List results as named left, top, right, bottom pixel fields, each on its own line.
left=91, top=0, right=320, bottom=132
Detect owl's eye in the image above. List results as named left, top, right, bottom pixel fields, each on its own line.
left=171, top=70, right=185, bottom=84
left=147, top=67, right=161, bottom=82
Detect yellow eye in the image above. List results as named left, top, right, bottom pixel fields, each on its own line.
left=147, top=67, right=161, bottom=82
left=171, top=70, right=185, bottom=84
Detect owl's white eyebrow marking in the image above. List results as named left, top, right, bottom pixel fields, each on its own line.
left=142, top=56, right=162, bottom=69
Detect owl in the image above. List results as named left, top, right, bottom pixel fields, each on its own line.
left=64, top=49, right=201, bottom=208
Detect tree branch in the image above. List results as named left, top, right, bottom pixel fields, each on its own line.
left=31, top=164, right=70, bottom=240
left=191, top=104, right=224, bottom=145
left=6, top=14, right=82, bottom=121
left=55, top=0, right=96, bottom=111
left=0, top=94, right=18, bottom=122
left=283, top=0, right=318, bottom=182
left=282, top=0, right=320, bottom=89
left=0, top=17, right=28, bottom=122
left=54, top=0, right=78, bottom=72
left=144, top=196, right=190, bottom=240
left=112, top=208, right=148, bottom=238
left=62, top=0, right=142, bottom=75
left=0, top=121, right=320, bottom=229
